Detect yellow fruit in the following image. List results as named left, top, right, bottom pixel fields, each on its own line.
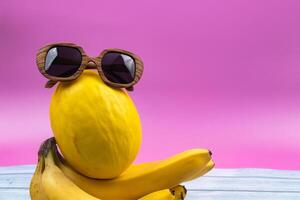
left=169, top=185, right=187, bottom=200
left=138, top=189, right=175, bottom=200
left=38, top=138, right=189, bottom=200
left=184, top=159, right=215, bottom=182
left=56, top=146, right=213, bottom=200
left=49, top=70, right=142, bottom=179
left=42, top=143, right=102, bottom=200
left=30, top=156, right=48, bottom=200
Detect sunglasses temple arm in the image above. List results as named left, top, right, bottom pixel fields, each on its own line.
left=45, top=80, right=58, bottom=88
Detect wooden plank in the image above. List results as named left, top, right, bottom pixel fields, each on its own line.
left=207, top=168, right=300, bottom=179
left=1, top=172, right=300, bottom=193
left=1, top=165, right=300, bottom=200
left=186, top=190, right=300, bottom=200
left=0, top=174, right=32, bottom=188
left=0, top=188, right=29, bottom=200
left=0, top=165, right=35, bottom=174
left=1, top=189, right=300, bottom=200
left=185, top=175, right=300, bottom=192
left=1, top=166, right=300, bottom=192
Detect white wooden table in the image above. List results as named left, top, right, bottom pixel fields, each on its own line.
left=0, top=165, right=300, bottom=200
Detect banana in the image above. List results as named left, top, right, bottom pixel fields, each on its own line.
left=41, top=139, right=102, bottom=200
left=50, top=138, right=213, bottom=200
left=29, top=155, right=48, bottom=200
left=170, top=185, right=187, bottom=200
left=37, top=138, right=188, bottom=200
left=139, top=185, right=187, bottom=200
left=184, top=159, right=215, bottom=182
left=139, top=189, right=175, bottom=200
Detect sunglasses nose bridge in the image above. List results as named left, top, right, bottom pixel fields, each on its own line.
left=86, top=58, right=98, bottom=69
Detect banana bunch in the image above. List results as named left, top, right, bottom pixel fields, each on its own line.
left=30, top=138, right=214, bottom=200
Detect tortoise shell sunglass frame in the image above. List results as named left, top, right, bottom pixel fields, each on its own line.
left=36, top=42, right=144, bottom=91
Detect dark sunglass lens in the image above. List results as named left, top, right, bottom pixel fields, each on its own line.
left=45, top=46, right=82, bottom=77
left=102, top=52, right=135, bottom=84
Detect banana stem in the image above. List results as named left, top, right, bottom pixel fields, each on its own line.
left=38, top=137, right=56, bottom=158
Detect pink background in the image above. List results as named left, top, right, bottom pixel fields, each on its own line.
left=1, top=0, right=300, bottom=169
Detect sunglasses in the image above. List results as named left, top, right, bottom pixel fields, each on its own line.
left=36, top=42, right=144, bottom=91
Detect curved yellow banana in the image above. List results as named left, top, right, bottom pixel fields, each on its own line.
left=139, top=185, right=187, bottom=200
left=54, top=143, right=213, bottom=200
left=139, top=189, right=175, bottom=200
left=41, top=144, right=102, bottom=200
left=170, top=185, right=187, bottom=200
left=39, top=138, right=188, bottom=200
left=30, top=155, right=178, bottom=200
left=184, top=159, right=215, bottom=182
left=29, top=156, right=48, bottom=200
